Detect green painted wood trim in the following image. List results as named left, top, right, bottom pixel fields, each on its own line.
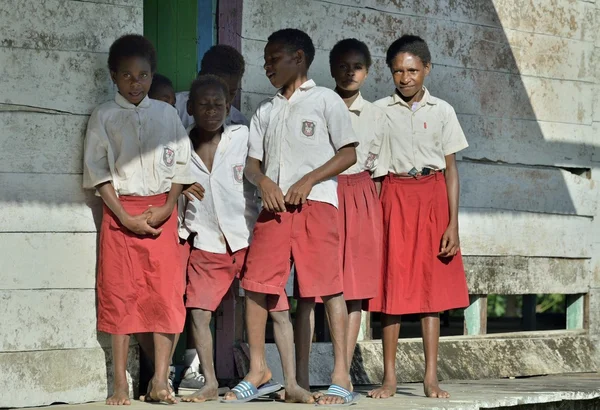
left=567, top=294, right=585, bottom=330
left=464, top=295, right=487, bottom=335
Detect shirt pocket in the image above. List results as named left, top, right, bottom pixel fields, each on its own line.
left=155, top=143, right=178, bottom=182
left=293, top=116, right=320, bottom=146
left=227, top=158, right=245, bottom=191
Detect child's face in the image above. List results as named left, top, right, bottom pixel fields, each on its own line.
left=149, top=85, right=176, bottom=107
left=218, top=73, right=242, bottom=103
left=263, top=42, right=303, bottom=89
left=187, top=85, right=230, bottom=132
left=331, top=50, right=368, bottom=92
left=111, top=56, right=153, bottom=105
left=389, top=52, right=430, bottom=99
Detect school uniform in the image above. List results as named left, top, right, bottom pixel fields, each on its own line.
left=83, top=93, right=194, bottom=335
left=178, top=124, right=287, bottom=312
left=336, top=93, right=386, bottom=301
left=241, top=80, right=359, bottom=299
left=175, top=91, right=249, bottom=129
left=368, top=87, right=469, bottom=315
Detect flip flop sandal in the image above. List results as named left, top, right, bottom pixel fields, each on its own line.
left=315, top=384, right=361, bottom=407
left=218, top=380, right=263, bottom=404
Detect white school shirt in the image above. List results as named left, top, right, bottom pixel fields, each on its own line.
left=83, top=93, right=194, bottom=195
left=342, top=93, right=387, bottom=175
left=248, top=80, right=358, bottom=208
left=179, top=124, right=259, bottom=253
left=175, top=91, right=250, bottom=129
left=373, top=87, right=468, bottom=178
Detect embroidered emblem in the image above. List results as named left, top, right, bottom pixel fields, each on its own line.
left=301, top=120, right=316, bottom=138
left=163, top=146, right=175, bottom=167
left=233, top=163, right=244, bottom=184
left=365, top=152, right=378, bottom=170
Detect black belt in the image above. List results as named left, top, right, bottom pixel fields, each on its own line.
left=408, top=167, right=440, bottom=177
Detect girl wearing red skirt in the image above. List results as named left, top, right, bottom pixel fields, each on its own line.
left=83, top=35, right=193, bottom=405
left=367, top=35, right=469, bottom=400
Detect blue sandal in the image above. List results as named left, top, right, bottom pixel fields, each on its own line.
left=315, top=384, right=361, bottom=407
left=219, top=380, right=282, bottom=404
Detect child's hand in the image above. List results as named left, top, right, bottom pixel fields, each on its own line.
left=438, top=224, right=459, bottom=258
left=183, top=182, right=205, bottom=201
left=143, top=205, right=173, bottom=227
left=285, top=175, right=314, bottom=206
left=257, top=176, right=286, bottom=212
left=121, top=213, right=162, bottom=236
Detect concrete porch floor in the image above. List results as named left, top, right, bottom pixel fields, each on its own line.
left=43, top=373, right=600, bottom=410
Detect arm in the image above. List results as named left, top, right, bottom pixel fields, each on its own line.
left=97, top=181, right=161, bottom=236
left=245, top=157, right=286, bottom=212
left=285, top=144, right=356, bottom=205
left=144, top=183, right=184, bottom=227
left=439, top=154, right=459, bottom=257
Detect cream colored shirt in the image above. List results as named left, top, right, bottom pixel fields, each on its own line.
left=374, top=88, right=468, bottom=178
left=248, top=80, right=358, bottom=208
left=175, top=91, right=249, bottom=129
left=342, top=93, right=387, bottom=175
left=178, top=124, right=259, bottom=253
left=83, top=93, right=193, bottom=195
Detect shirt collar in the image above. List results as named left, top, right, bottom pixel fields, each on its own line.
left=114, top=92, right=151, bottom=109
left=348, top=92, right=366, bottom=113
left=276, top=79, right=316, bottom=99
left=389, top=87, right=437, bottom=109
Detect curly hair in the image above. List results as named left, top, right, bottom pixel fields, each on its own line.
left=149, top=73, right=173, bottom=95
left=199, top=45, right=245, bottom=77
left=189, top=74, right=230, bottom=105
left=108, top=34, right=157, bottom=73
left=329, top=38, right=372, bottom=69
left=267, top=28, right=315, bottom=68
left=386, top=35, right=431, bottom=67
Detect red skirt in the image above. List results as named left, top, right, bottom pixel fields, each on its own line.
left=337, top=172, right=383, bottom=301
left=367, top=172, right=469, bottom=315
left=97, top=193, right=186, bottom=334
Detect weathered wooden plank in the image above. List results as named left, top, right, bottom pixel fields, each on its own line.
left=464, top=295, right=488, bottom=335
left=567, top=294, right=586, bottom=330
left=0, top=0, right=142, bottom=53
left=0, top=112, right=87, bottom=174
left=0, top=173, right=100, bottom=233
left=0, top=289, right=106, bottom=351
left=460, top=211, right=592, bottom=258
left=459, top=162, right=598, bottom=217
left=0, top=233, right=97, bottom=290
left=0, top=48, right=114, bottom=115
left=464, top=256, right=591, bottom=295
left=263, top=331, right=596, bottom=386
left=0, top=346, right=139, bottom=408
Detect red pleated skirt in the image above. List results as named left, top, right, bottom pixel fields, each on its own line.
left=337, top=171, right=383, bottom=301
left=97, top=193, right=186, bottom=334
left=367, top=172, right=469, bottom=315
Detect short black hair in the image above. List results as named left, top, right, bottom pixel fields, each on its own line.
left=386, top=35, right=431, bottom=67
left=108, top=34, right=157, bottom=73
left=149, top=73, right=174, bottom=96
left=199, top=45, right=245, bottom=77
left=267, top=28, right=315, bottom=68
left=189, top=75, right=230, bottom=105
left=329, top=38, right=372, bottom=69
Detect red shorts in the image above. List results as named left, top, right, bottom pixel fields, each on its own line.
left=186, top=246, right=288, bottom=312
left=242, top=200, right=343, bottom=299
left=97, top=194, right=185, bottom=335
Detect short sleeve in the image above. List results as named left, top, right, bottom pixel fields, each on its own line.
left=442, top=104, right=468, bottom=156
left=364, top=106, right=387, bottom=171
left=324, top=93, right=359, bottom=150
left=171, top=116, right=195, bottom=185
left=82, top=108, right=112, bottom=189
left=248, top=106, right=266, bottom=161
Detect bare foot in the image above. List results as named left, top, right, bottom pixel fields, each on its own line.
left=424, top=380, right=450, bottom=398
left=367, top=383, right=396, bottom=399
left=284, top=384, right=315, bottom=404
left=106, top=384, right=131, bottom=406
left=181, top=383, right=219, bottom=403
left=316, top=375, right=352, bottom=405
left=272, top=389, right=322, bottom=402
left=222, top=367, right=273, bottom=401
left=142, top=379, right=178, bottom=404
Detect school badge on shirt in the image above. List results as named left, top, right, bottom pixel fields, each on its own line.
left=233, top=163, right=244, bottom=184
left=163, top=146, right=175, bottom=167
left=301, top=120, right=316, bottom=139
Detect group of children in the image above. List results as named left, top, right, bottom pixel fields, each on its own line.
left=83, top=28, right=470, bottom=406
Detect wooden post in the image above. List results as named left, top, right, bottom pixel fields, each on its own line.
left=357, top=312, right=371, bottom=341
left=566, top=294, right=585, bottom=330
left=522, top=294, right=537, bottom=331
left=463, top=295, right=487, bottom=335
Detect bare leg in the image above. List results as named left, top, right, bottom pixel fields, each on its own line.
left=146, top=333, right=177, bottom=404
left=346, top=300, right=363, bottom=371
left=421, top=313, right=449, bottom=398
left=180, top=309, right=218, bottom=402
left=270, top=310, right=314, bottom=403
left=368, top=314, right=400, bottom=399
left=135, top=333, right=176, bottom=397
left=294, top=299, right=315, bottom=391
left=222, top=291, right=274, bottom=401
left=317, top=293, right=350, bottom=406
left=107, top=334, right=131, bottom=405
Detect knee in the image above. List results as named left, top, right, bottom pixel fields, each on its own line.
left=189, top=309, right=212, bottom=327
